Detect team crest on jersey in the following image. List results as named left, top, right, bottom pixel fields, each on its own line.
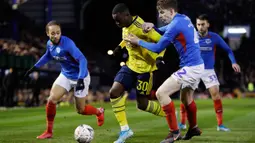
left=205, top=39, right=212, bottom=44
left=56, top=47, right=61, bottom=53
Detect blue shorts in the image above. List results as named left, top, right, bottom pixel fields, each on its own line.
left=114, top=66, right=153, bottom=95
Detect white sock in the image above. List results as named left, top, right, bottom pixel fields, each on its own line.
left=120, top=125, right=129, bottom=131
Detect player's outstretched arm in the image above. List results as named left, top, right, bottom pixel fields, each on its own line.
left=216, top=34, right=241, bottom=72
left=34, top=49, right=53, bottom=68
left=124, top=21, right=177, bottom=53
left=24, top=49, right=52, bottom=77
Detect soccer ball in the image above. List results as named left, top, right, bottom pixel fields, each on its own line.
left=74, top=124, right=94, bottom=143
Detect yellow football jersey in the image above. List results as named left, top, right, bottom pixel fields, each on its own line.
left=119, top=16, right=165, bottom=73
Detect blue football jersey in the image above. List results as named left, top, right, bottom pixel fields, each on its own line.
left=34, top=36, right=88, bottom=80
left=199, top=31, right=236, bottom=69
left=139, top=13, right=204, bottom=67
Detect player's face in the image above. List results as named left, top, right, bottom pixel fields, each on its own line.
left=196, top=19, right=209, bottom=35
left=157, top=8, right=172, bottom=24
left=46, top=25, right=61, bottom=44
left=112, top=13, right=130, bottom=28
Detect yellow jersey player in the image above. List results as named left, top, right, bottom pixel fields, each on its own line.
left=110, top=3, right=166, bottom=143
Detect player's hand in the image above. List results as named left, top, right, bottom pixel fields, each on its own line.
left=123, top=33, right=140, bottom=45
left=232, top=63, right=241, bottom=73
left=142, top=22, right=154, bottom=33
left=156, top=56, right=165, bottom=69
left=76, top=79, right=85, bottom=91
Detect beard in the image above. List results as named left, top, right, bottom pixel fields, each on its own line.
left=50, top=37, right=60, bottom=45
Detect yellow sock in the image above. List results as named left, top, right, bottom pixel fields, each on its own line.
left=110, top=94, right=129, bottom=130
left=145, top=100, right=166, bottom=117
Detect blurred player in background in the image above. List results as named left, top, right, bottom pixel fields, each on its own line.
left=24, top=20, right=105, bottom=139
left=125, top=0, right=204, bottom=142
left=110, top=3, right=166, bottom=143
left=178, top=14, right=241, bottom=132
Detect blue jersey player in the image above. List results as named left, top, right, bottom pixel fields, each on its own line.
left=24, top=21, right=105, bottom=139
left=125, top=0, right=203, bottom=142
left=179, top=14, right=240, bottom=132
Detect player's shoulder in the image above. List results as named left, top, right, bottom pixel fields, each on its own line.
left=135, top=16, right=144, bottom=24
left=208, top=31, right=221, bottom=39
left=131, top=15, right=144, bottom=29
left=61, top=35, right=72, bottom=42
left=61, top=35, right=75, bottom=45
left=123, top=15, right=143, bottom=31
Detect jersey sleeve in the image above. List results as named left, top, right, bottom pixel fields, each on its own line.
left=145, top=28, right=166, bottom=57
left=158, top=25, right=168, bottom=33
left=119, top=40, right=126, bottom=48
left=66, top=39, right=88, bottom=79
left=215, top=34, right=236, bottom=64
left=138, top=20, right=178, bottom=53
left=34, top=48, right=52, bottom=68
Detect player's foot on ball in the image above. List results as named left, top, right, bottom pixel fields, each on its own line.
left=182, top=126, right=202, bottom=140
left=178, top=123, right=187, bottom=130
left=114, top=129, right=134, bottom=143
left=160, top=130, right=181, bottom=143
left=217, top=124, right=230, bottom=132
left=36, top=131, right=52, bottom=139
left=96, top=107, right=105, bottom=126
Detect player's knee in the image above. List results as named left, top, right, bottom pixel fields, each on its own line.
left=109, top=87, right=121, bottom=99
left=180, top=95, right=188, bottom=106
left=76, top=106, right=84, bottom=114
left=48, top=92, right=59, bottom=104
left=209, top=86, right=220, bottom=100
left=155, top=88, right=164, bottom=101
left=136, top=97, right=148, bottom=111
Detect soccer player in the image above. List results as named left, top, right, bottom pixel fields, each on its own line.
left=24, top=21, right=105, bottom=139
left=124, top=0, right=204, bottom=142
left=178, top=14, right=241, bottom=131
left=110, top=3, right=166, bottom=143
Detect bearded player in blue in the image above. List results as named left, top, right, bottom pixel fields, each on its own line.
left=24, top=21, right=105, bottom=139
left=179, top=14, right=241, bottom=132
left=125, top=0, right=204, bottom=142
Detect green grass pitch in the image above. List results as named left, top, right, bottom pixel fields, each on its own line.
left=0, top=99, right=255, bottom=143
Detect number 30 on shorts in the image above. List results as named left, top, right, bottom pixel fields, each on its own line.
left=136, top=80, right=149, bottom=92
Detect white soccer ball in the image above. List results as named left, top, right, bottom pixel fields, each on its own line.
left=74, top=124, right=94, bottom=143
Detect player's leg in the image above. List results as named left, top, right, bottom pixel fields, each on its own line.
left=203, top=69, right=230, bottom=131
left=74, top=74, right=104, bottom=126
left=180, top=87, right=202, bottom=140
left=179, top=101, right=187, bottom=130
left=135, top=72, right=165, bottom=117
left=109, top=66, right=134, bottom=143
left=156, top=76, right=182, bottom=143
left=37, top=74, right=69, bottom=139
left=179, top=65, right=204, bottom=140
left=209, top=85, right=230, bottom=131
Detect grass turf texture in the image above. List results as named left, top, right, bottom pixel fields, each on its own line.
left=0, top=98, right=255, bottom=143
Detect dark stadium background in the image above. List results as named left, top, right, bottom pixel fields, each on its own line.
left=0, top=0, right=254, bottom=107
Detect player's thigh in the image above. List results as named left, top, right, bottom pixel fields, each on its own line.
left=201, top=69, right=220, bottom=89
left=110, top=66, right=135, bottom=98
left=180, top=87, right=194, bottom=105
left=136, top=72, right=153, bottom=96
left=156, top=76, right=181, bottom=98
left=172, top=64, right=204, bottom=90
left=49, top=74, right=70, bottom=103
left=135, top=72, right=153, bottom=109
